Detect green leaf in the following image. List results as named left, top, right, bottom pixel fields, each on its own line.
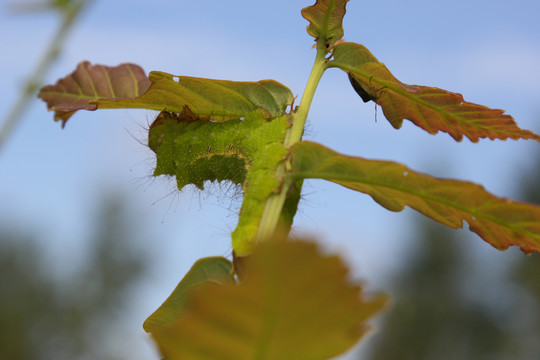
left=301, top=0, right=349, bottom=48
left=330, top=42, right=540, bottom=142
left=143, top=256, right=234, bottom=333
left=96, top=71, right=294, bottom=120
left=38, top=61, right=151, bottom=126
left=289, top=141, right=540, bottom=254
left=38, top=64, right=294, bottom=125
left=149, top=240, right=386, bottom=360
left=148, top=110, right=291, bottom=256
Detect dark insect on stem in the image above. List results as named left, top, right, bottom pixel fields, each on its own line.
left=348, top=73, right=386, bottom=123
left=348, top=73, right=377, bottom=103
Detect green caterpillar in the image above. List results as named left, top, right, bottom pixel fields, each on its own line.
left=148, top=109, right=292, bottom=254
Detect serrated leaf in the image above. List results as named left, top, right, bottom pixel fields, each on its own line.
left=38, top=61, right=151, bottom=126
left=39, top=65, right=294, bottom=125
left=149, top=240, right=386, bottom=360
left=289, top=141, right=540, bottom=254
left=96, top=71, right=294, bottom=120
left=331, top=42, right=540, bottom=142
left=301, top=0, right=349, bottom=48
left=144, top=256, right=234, bottom=333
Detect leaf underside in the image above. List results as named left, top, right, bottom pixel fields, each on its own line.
left=331, top=42, right=540, bottom=142
left=149, top=240, right=386, bottom=360
left=143, top=256, right=234, bottom=333
left=96, top=71, right=294, bottom=120
left=38, top=61, right=151, bottom=126
left=290, top=141, right=540, bottom=254
left=38, top=63, right=294, bottom=125
left=301, top=0, right=349, bottom=48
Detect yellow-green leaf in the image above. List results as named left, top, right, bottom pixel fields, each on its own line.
left=143, top=256, right=234, bottom=333
left=301, top=0, right=349, bottom=48
left=289, top=141, right=540, bottom=254
left=96, top=71, right=294, bottom=120
left=149, top=240, right=386, bottom=360
left=330, top=42, right=540, bottom=142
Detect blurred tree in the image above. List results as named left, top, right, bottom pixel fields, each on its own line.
left=0, top=194, right=149, bottom=360
left=365, top=155, right=540, bottom=360
left=508, top=251, right=540, bottom=360
left=505, top=160, right=540, bottom=360
left=363, top=219, right=508, bottom=360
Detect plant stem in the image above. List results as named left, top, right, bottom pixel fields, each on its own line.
left=286, top=46, right=328, bottom=148
left=254, top=45, right=328, bottom=243
left=0, top=0, right=91, bottom=152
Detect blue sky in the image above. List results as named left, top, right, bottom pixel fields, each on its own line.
left=1, top=1, right=540, bottom=358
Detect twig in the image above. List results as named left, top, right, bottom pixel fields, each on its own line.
left=0, top=0, right=93, bottom=152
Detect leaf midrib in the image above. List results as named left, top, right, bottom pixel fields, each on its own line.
left=290, top=167, right=540, bottom=239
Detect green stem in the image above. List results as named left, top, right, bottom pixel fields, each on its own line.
left=254, top=45, right=328, bottom=243
left=287, top=46, right=329, bottom=147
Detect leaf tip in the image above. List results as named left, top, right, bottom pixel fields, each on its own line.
left=38, top=61, right=150, bottom=125
left=301, top=0, right=349, bottom=48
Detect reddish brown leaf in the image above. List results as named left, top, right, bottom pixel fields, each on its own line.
left=301, top=0, right=349, bottom=47
left=38, top=61, right=151, bottom=126
left=331, top=42, right=540, bottom=142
